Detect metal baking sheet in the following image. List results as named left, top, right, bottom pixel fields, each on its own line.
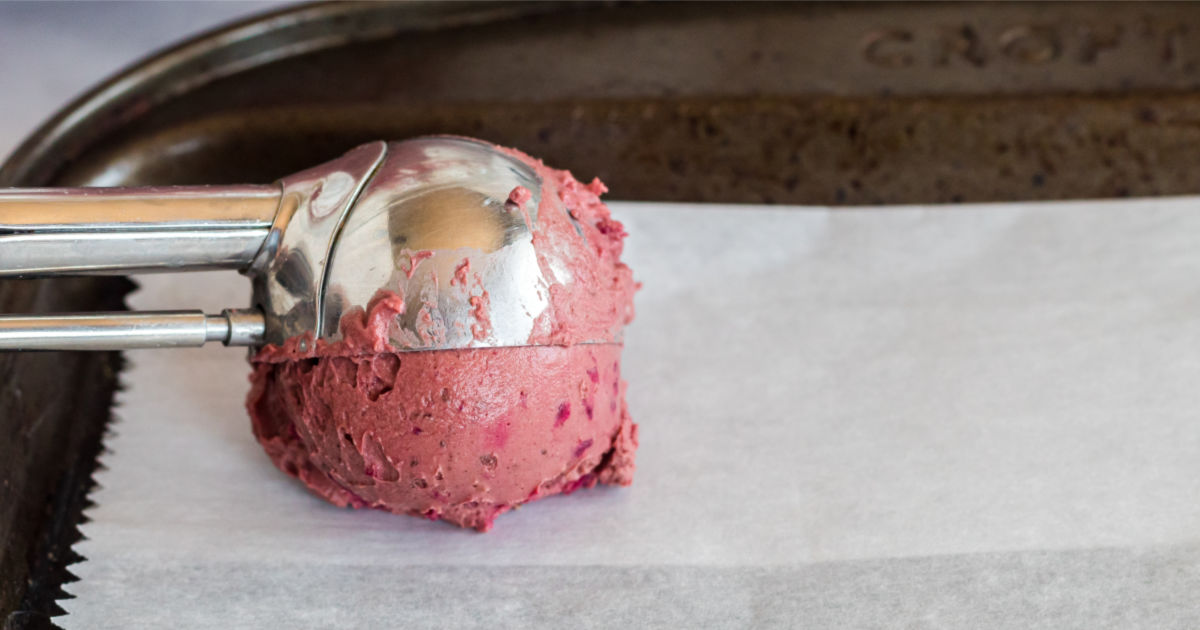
left=7, top=1, right=1200, bottom=625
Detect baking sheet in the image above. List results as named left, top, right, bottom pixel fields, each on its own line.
left=64, top=199, right=1200, bottom=628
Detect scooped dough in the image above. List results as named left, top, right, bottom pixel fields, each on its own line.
left=246, top=143, right=638, bottom=531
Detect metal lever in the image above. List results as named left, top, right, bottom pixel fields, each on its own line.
left=0, top=186, right=278, bottom=350
left=0, top=309, right=266, bottom=350
left=0, top=185, right=280, bottom=276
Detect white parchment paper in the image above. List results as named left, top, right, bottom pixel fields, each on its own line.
left=64, top=199, right=1200, bottom=629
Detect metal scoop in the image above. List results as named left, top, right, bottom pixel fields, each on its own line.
left=0, top=137, right=559, bottom=351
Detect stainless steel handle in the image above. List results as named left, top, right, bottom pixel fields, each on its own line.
left=0, top=309, right=265, bottom=350
left=0, top=185, right=280, bottom=276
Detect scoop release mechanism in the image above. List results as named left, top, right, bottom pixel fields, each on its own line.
left=0, top=137, right=560, bottom=351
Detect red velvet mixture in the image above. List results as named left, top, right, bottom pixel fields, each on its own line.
left=246, top=143, right=638, bottom=531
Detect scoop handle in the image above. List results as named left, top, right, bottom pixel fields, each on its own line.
left=0, top=309, right=265, bottom=350
left=0, top=185, right=280, bottom=276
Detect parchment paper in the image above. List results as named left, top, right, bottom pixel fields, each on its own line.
left=63, top=199, right=1200, bottom=629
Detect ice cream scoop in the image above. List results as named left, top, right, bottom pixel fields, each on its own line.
left=0, top=136, right=617, bottom=352
left=0, top=137, right=639, bottom=531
